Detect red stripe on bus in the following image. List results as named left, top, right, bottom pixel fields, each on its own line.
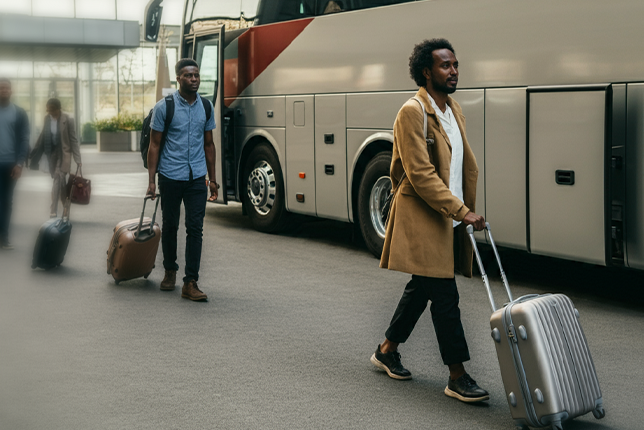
left=224, top=18, right=313, bottom=104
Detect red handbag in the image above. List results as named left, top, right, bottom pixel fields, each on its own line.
left=67, top=166, right=91, bottom=205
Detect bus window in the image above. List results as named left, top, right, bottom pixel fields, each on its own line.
left=342, top=0, right=415, bottom=12
left=195, top=37, right=219, bottom=104
left=255, top=0, right=317, bottom=25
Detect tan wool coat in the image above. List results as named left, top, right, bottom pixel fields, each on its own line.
left=32, top=112, right=81, bottom=174
left=380, top=87, right=479, bottom=278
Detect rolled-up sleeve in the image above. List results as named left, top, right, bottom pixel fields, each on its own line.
left=151, top=102, right=166, bottom=132
left=205, top=101, right=215, bottom=131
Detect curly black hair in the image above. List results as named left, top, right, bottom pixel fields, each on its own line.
left=409, top=38, right=455, bottom=87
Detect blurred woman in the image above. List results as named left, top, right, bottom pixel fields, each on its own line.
left=30, top=98, right=82, bottom=217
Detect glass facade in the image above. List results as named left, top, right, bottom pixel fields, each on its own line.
left=0, top=0, right=181, bottom=144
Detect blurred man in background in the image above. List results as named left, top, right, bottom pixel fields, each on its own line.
left=0, top=78, right=30, bottom=250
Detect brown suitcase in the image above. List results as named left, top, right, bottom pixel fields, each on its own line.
left=107, top=195, right=161, bottom=284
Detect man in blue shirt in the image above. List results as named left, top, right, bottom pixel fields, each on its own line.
left=0, top=78, right=30, bottom=250
left=147, top=59, right=218, bottom=301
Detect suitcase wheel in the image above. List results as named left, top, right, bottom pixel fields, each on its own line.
left=592, top=406, right=606, bottom=419
left=115, top=280, right=120, bottom=285
left=144, top=272, right=151, bottom=279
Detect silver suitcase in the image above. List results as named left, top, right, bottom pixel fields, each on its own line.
left=467, top=223, right=605, bottom=430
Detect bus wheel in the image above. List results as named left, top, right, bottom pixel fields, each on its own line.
left=242, top=143, right=288, bottom=233
left=358, top=152, right=392, bottom=258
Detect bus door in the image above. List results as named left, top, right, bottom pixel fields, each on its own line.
left=190, top=27, right=228, bottom=203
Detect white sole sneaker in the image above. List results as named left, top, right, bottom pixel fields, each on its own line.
left=370, top=353, right=412, bottom=380
left=444, top=386, right=490, bottom=402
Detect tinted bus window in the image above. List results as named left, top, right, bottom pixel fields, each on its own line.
left=255, top=0, right=416, bottom=24
left=255, top=0, right=316, bottom=25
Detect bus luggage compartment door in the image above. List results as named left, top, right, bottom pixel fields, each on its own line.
left=314, top=94, right=348, bottom=221
left=527, top=86, right=611, bottom=265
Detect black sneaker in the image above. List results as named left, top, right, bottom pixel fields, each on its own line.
left=444, top=373, right=490, bottom=402
left=1, top=241, right=14, bottom=250
left=370, top=345, right=412, bottom=380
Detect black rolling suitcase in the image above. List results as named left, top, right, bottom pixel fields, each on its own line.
left=32, top=199, right=73, bottom=270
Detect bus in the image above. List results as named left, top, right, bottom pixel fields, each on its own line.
left=178, top=0, right=644, bottom=271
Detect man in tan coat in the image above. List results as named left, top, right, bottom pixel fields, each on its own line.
left=31, top=98, right=82, bottom=217
left=371, top=39, right=489, bottom=403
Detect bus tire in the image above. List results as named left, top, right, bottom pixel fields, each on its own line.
left=357, top=152, right=392, bottom=258
left=242, top=143, right=288, bottom=233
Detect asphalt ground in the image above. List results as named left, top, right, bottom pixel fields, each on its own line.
left=1, top=149, right=643, bottom=430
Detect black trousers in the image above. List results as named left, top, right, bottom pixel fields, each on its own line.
left=0, top=164, right=16, bottom=242
left=158, top=173, right=207, bottom=283
left=385, top=275, right=470, bottom=366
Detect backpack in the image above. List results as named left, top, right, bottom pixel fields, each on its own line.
left=141, top=94, right=213, bottom=169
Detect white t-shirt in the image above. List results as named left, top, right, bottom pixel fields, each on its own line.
left=428, top=95, right=464, bottom=228
left=50, top=115, right=58, bottom=145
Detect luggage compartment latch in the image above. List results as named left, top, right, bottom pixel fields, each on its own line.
left=508, top=325, right=518, bottom=343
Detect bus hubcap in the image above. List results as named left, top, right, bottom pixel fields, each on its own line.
left=247, top=161, right=276, bottom=215
left=370, top=176, right=392, bottom=239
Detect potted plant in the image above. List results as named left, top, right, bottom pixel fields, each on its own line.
left=94, top=115, right=144, bottom=152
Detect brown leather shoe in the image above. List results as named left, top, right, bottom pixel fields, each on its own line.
left=181, top=279, right=208, bottom=301
left=160, top=270, right=177, bottom=291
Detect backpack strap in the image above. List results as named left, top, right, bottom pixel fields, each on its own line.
left=412, top=96, right=428, bottom=140
left=200, top=96, right=212, bottom=123
left=160, top=94, right=174, bottom=155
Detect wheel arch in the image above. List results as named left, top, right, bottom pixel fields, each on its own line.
left=237, top=130, right=284, bottom=202
left=349, top=133, right=393, bottom=223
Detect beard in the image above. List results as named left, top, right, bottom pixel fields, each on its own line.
left=431, top=77, right=457, bottom=94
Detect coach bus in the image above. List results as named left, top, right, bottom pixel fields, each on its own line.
left=178, top=0, right=644, bottom=271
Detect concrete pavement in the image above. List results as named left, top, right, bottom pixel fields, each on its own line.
left=1, top=149, right=643, bottom=430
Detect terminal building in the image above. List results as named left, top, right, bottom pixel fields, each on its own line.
left=0, top=0, right=181, bottom=144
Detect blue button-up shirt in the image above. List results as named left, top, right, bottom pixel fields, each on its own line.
left=151, top=92, right=215, bottom=181
left=0, top=103, right=29, bottom=165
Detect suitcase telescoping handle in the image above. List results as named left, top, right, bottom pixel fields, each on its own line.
left=466, top=222, right=514, bottom=312
left=136, top=194, right=161, bottom=238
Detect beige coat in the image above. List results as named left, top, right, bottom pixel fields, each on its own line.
left=32, top=112, right=81, bottom=174
left=380, top=87, right=479, bottom=278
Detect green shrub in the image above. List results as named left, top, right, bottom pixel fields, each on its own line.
left=81, top=122, right=96, bottom=142
left=93, top=114, right=144, bottom=132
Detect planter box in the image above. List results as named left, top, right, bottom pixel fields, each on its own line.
left=97, top=131, right=142, bottom=152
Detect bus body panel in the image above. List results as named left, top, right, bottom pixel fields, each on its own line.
left=346, top=92, right=414, bottom=129
left=484, top=88, right=528, bottom=250
left=315, top=94, right=350, bottom=221
left=285, top=95, right=317, bottom=215
left=235, top=96, right=286, bottom=128
left=528, top=90, right=608, bottom=265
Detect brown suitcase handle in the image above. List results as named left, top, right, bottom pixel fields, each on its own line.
left=135, top=195, right=160, bottom=240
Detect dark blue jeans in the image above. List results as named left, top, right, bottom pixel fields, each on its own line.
left=0, top=164, right=17, bottom=243
left=158, top=174, right=207, bottom=283
left=385, top=275, right=471, bottom=366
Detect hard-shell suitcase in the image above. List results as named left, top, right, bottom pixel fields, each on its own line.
left=32, top=200, right=72, bottom=270
left=467, top=223, right=605, bottom=430
left=107, top=195, right=161, bottom=284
